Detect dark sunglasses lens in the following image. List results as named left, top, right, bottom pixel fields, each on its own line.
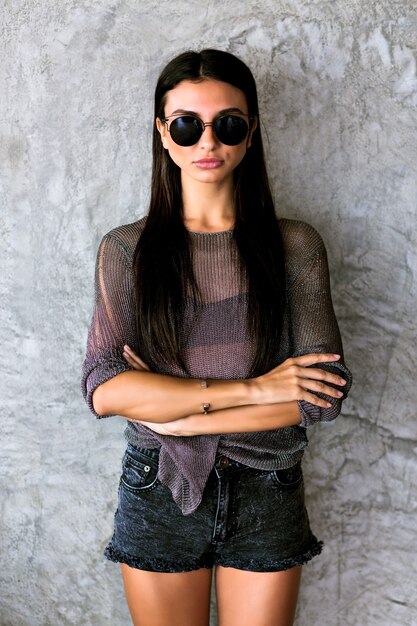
left=215, top=115, right=249, bottom=145
left=169, top=116, right=203, bottom=146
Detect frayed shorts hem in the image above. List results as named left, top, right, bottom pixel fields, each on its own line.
left=104, top=539, right=323, bottom=574
left=104, top=544, right=213, bottom=573
left=214, top=539, right=323, bottom=572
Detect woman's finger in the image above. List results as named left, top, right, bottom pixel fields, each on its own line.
left=301, top=391, right=333, bottom=408
left=123, top=344, right=143, bottom=364
left=123, top=349, right=140, bottom=368
left=124, top=345, right=151, bottom=371
left=300, top=380, right=344, bottom=399
left=290, top=353, right=341, bottom=367
left=297, top=366, right=346, bottom=387
left=123, top=352, right=141, bottom=370
left=137, top=420, right=175, bottom=435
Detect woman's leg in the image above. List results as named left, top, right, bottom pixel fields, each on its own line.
left=120, top=563, right=213, bottom=626
left=215, top=565, right=302, bottom=626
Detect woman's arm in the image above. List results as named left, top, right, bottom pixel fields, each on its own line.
left=284, top=222, right=353, bottom=427
left=93, top=369, right=252, bottom=421
left=102, top=345, right=346, bottom=424
left=131, top=401, right=302, bottom=436
left=81, top=232, right=138, bottom=418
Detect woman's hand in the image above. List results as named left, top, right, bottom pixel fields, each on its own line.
left=253, top=353, right=346, bottom=409
left=128, top=418, right=181, bottom=435
left=123, top=345, right=150, bottom=372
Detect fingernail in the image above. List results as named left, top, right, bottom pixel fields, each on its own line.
left=333, top=354, right=341, bottom=359
left=326, top=402, right=332, bottom=407
left=340, top=379, right=347, bottom=385
left=337, top=391, right=343, bottom=397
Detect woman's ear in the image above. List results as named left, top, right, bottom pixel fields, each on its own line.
left=156, top=118, right=169, bottom=149
left=246, top=116, right=258, bottom=148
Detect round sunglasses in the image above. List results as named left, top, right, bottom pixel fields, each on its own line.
left=161, top=113, right=254, bottom=147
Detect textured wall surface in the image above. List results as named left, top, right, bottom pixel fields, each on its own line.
left=1, top=1, right=417, bottom=625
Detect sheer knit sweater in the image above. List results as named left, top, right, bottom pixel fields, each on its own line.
left=81, top=217, right=352, bottom=514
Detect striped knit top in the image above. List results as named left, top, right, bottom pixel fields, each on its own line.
left=81, top=216, right=352, bottom=514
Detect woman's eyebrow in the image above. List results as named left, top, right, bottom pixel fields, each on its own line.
left=168, top=107, right=247, bottom=116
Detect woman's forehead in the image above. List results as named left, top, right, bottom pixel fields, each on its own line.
left=163, top=79, right=248, bottom=116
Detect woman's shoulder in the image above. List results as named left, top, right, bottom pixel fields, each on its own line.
left=278, top=217, right=325, bottom=257
left=277, top=218, right=327, bottom=277
left=100, top=216, right=147, bottom=257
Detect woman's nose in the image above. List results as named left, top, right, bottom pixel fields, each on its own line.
left=198, top=123, right=218, bottom=148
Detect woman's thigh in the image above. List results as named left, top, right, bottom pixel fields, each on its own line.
left=215, top=565, right=302, bottom=626
left=216, top=566, right=301, bottom=626
left=120, top=563, right=213, bottom=626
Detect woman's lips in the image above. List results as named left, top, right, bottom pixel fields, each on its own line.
left=193, top=158, right=223, bottom=169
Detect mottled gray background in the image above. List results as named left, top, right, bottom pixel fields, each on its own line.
left=2, top=1, right=416, bottom=625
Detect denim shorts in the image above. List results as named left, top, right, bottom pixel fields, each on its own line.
left=104, top=443, right=323, bottom=573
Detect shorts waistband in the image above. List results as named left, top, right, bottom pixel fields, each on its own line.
left=214, top=455, right=248, bottom=471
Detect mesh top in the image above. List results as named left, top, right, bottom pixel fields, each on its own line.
left=81, top=216, right=352, bottom=514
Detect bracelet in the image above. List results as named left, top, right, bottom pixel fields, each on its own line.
left=200, top=380, right=209, bottom=414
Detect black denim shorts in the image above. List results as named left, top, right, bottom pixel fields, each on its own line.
left=104, top=444, right=323, bottom=573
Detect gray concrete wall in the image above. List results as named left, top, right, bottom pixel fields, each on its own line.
left=1, top=1, right=416, bottom=625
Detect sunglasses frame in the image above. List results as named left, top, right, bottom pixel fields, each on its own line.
left=160, top=113, right=255, bottom=147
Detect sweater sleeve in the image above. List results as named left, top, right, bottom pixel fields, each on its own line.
left=81, top=233, right=137, bottom=418
left=287, top=225, right=352, bottom=427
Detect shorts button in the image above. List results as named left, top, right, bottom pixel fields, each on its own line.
left=219, top=456, right=230, bottom=469
left=143, top=465, right=151, bottom=472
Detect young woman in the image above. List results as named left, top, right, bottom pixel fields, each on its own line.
left=82, top=49, right=352, bottom=626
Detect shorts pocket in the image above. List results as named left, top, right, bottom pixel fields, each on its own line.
left=120, top=449, right=159, bottom=492
left=270, top=462, right=303, bottom=490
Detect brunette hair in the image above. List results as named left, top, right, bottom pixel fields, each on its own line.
left=134, top=49, right=286, bottom=375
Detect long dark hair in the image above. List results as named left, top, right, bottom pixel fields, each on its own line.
left=134, top=49, right=286, bottom=376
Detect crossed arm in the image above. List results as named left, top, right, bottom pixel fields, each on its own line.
left=92, top=345, right=347, bottom=436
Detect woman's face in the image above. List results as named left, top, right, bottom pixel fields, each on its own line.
left=156, top=79, right=257, bottom=187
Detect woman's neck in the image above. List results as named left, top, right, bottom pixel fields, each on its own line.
left=181, top=176, right=236, bottom=233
